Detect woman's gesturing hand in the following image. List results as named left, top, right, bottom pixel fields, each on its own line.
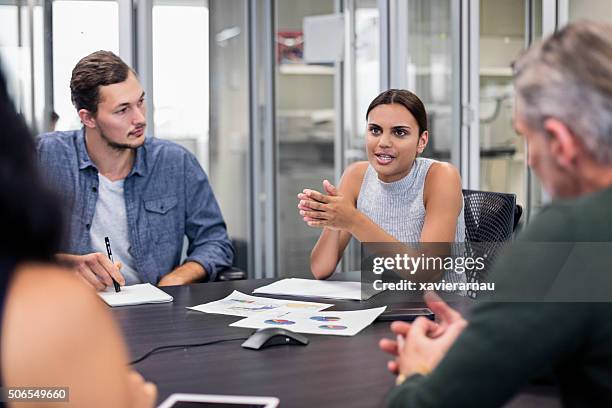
left=297, top=180, right=359, bottom=232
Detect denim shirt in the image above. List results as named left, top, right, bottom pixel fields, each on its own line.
left=36, top=129, right=234, bottom=283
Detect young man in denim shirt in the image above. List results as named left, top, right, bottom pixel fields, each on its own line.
left=37, top=51, right=233, bottom=290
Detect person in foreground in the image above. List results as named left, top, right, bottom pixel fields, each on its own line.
left=380, top=20, right=612, bottom=407
left=298, top=89, right=464, bottom=281
left=37, top=51, right=233, bottom=290
left=0, top=63, right=156, bottom=407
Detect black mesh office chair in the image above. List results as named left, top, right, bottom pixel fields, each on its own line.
left=462, top=189, right=521, bottom=297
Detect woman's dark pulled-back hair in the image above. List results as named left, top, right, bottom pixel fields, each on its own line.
left=0, top=65, right=64, bottom=262
left=70, top=50, right=132, bottom=115
left=366, top=89, right=428, bottom=135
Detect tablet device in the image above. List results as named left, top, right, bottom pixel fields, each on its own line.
left=157, top=394, right=279, bottom=408
left=376, top=307, right=435, bottom=322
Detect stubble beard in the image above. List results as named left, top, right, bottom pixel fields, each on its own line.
left=99, top=129, right=144, bottom=151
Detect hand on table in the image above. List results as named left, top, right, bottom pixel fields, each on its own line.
left=158, top=272, right=190, bottom=287
left=158, top=261, right=206, bottom=286
left=379, top=292, right=468, bottom=378
left=297, top=180, right=358, bottom=231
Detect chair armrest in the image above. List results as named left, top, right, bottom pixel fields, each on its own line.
left=513, top=204, right=523, bottom=232
left=215, top=266, right=247, bottom=281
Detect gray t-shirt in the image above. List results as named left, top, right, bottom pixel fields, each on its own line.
left=90, top=174, right=141, bottom=285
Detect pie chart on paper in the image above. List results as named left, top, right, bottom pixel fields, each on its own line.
left=264, top=319, right=296, bottom=325
left=309, top=316, right=341, bottom=322
left=318, top=324, right=348, bottom=330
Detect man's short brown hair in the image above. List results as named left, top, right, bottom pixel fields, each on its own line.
left=70, top=50, right=133, bottom=115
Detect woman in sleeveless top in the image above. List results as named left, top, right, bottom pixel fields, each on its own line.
left=0, top=64, right=156, bottom=407
left=298, top=89, right=465, bottom=281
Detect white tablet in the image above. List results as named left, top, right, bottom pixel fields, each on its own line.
left=157, top=393, right=280, bottom=408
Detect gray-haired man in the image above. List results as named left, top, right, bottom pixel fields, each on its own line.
left=380, top=20, right=612, bottom=407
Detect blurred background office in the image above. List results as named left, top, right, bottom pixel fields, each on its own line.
left=1, top=0, right=610, bottom=280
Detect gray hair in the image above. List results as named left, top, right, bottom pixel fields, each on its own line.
left=513, top=20, right=612, bottom=164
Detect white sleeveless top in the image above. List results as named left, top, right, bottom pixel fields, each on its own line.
left=357, top=158, right=466, bottom=285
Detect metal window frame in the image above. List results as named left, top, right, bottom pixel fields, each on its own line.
left=340, top=0, right=355, bottom=273
left=0, top=0, right=34, bottom=126
left=264, top=0, right=276, bottom=280
left=460, top=0, right=479, bottom=189
left=385, top=0, right=462, bottom=174
left=388, top=0, right=408, bottom=90
left=25, top=1, right=37, bottom=132
left=378, top=0, right=389, bottom=90
left=555, top=0, right=567, bottom=29
left=451, top=0, right=461, bottom=172
left=134, top=0, right=154, bottom=135
left=524, top=0, right=535, bottom=222
left=247, top=0, right=262, bottom=279
left=530, top=0, right=560, bottom=216
left=524, top=0, right=554, bottom=222
left=542, top=0, right=558, bottom=35
left=43, top=0, right=53, bottom=132
left=41, top=0, right=134, bottom=131
left=118, top=0, right=134, bottom=67
left=248, top=0, right=276, bottom=279
left=335, top=0, right=346, bottom=189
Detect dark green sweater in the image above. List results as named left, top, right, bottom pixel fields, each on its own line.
left=388, top=186, right=612, bottom=407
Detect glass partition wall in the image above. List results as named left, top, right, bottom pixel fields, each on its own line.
left=1, top=0, right=562, bottom=278
left=342, top=0, right=382, bottom=272
left=0, top=1, right=45, bottom=132
left=478, top=0, right=546, bottom=223
left=275, top=0, right=337, bottom=278
left=209, top=0, right=251, bottom=273
left=52, top=0, right=119, bottom=131
left=153, top=0, right=209, bottom=168
left=478, top=0, right=527, bottom=212
left=390, top=0, right=458, bottom=166
left=566, top=0, right=612, bottom=22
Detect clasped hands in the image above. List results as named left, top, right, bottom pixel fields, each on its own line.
left=379, top=292, right=468, bottom=381
left=297, top=179, right=358, bottom=231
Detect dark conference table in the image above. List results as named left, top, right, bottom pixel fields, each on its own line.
left=111, top=278, right=561, bottom=408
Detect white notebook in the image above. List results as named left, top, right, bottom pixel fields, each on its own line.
left=98, top=283, right=173, bottom=307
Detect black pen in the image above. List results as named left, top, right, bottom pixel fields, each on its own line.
left=104, top=236, right=121, bottom=292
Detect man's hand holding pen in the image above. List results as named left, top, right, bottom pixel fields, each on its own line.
left=56, top=252, right=125, bottom=291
